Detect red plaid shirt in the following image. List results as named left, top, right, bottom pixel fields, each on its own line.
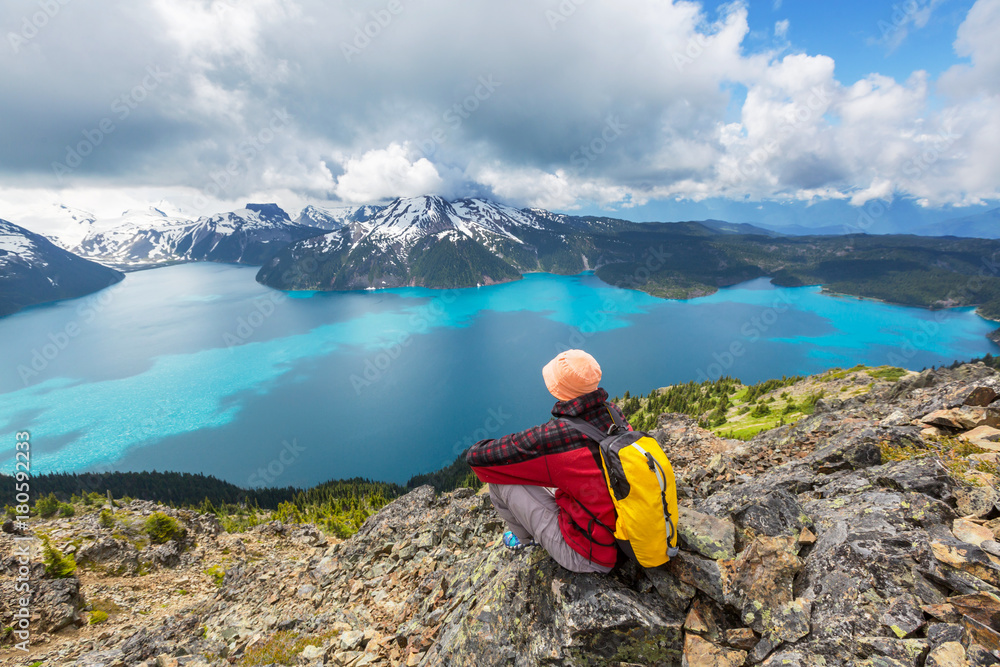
left=466, top=388, right=631, bottom=568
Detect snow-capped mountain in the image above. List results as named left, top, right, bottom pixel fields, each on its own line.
left=256, top=195, right=619, bottom=291
left=296, top=204, right=384, bottom=231
left=176, top=204, right=326, bottom=265
left=357, top=196, right=545, bottom=253
left=69, top=204, right=326, bottom=269
left=451, top=198, right=546, bottom=235
left=71, top=207, right=195, bottom=268
left=14, top=203, right=98, bottom=249
left=0, top=218, right=124, bottom=317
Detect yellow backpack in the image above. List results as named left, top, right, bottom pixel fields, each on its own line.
left=562, top=406, right=680, bottom=568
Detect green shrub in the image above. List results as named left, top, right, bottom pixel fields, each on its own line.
left=800, top=390, right=826, bottom=415
left=205, top=565, right=226, bottom=588
left=89, top=610, right=108, bottom=625
left=58, top=503, right=75, bottom=518
left=750, top=403, right=771, bottom=418
left=144, top=512, right=185, bottom=544
left=42, top=538, right=77, bottom=578
left=237, top=630, right=336, bottom=666
left=99, top=508, right=115, bottom=529
left=274, top=501, right=303, bottom=524
left=35, top=493, right=60, bottom=518
left=867, top=366, right=907, bottom=382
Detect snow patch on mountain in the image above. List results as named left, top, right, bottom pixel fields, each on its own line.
left=11, top=203, right=99, bottom=249
left=297, top=204, right=384, bottom=231
left=0, top=220, right=41, bottom=267
left=66, top=203, right=320, bottom=269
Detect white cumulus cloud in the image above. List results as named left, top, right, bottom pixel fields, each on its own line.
left=333, top=144, right=444, bottom=204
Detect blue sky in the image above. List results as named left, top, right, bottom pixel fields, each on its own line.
left=0, top=0, right=998, bottom=233
left=732, top=0, right=977, bottom=81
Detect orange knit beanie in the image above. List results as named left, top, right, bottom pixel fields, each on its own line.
left=542, top=350, right=602, bottom=401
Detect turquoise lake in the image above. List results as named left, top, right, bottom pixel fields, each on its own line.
left=0, top=263, right=997, bottom=486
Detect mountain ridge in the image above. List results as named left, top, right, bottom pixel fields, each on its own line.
left=0, top=218, right=124, bottom=318
left=5, top=196, right=1000, bottom=336
left=67, top=203, right=326, bottom=270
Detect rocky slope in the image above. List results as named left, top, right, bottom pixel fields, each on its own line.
left=5, top=363, right=1000, bottom=666
left=0, top=218, right=124, bottom=318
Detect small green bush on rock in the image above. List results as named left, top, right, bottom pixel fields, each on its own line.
left=144, top=512, right=185, bottom=544
left=42, top=538, right=77, bottom=578
left=35, top=493, right=60, bottom=518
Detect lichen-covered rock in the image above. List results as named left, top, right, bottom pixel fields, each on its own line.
left=965, top=387, right=999, bottom=407
left=857, top=636, right=929, bottom=666
left=76, top=537, right=140, bottom=576
left=729, top=488, right=813, bottom=541
left=925, top=641, right=967, bottom=667
left=954, top=519, right=996, bottom=548
left=931, top=539, right=1000, bottom=589
left=681, top=632, right=746, bottom=666
left=950, top=592, right=1000, bottom=653
left=290, top=524, right=327, bottom=547
left=921, top=407, right=985, bottom=430
left=425, top=548, right=686, bottom=666
left=677, top=506, right=735, bottom=560
left=35, top=575, right=84, bottom=633
left=666, top=550, right=726, bottom=603
left=141, top=539, right=183, bottom=569
left=966, top=643, right=1000, bottom=666
left=722, top=534, right=808, bottom=642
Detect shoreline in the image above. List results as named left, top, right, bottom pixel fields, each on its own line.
left=814, top=284, right=1000, bottom=326
left=6, top=262, right=1000, bottom=336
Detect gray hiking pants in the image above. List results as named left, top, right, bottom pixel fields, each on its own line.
left=488, top=483, right=614, bottom=574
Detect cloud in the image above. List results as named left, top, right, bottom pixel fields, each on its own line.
left=333, top=144, right=444, bottom=204
left=940, top=0, right=1000, bottom=97
left=0, top=0, right=997, bottom=220
left=873, top=0, right=946, bottom=53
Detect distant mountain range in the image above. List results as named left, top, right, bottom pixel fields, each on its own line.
left=67, top=204, right=325, bottom=269
left=296, top=204, right=384, bottom=231
left=911, top=207, right=1000, bottom=239
left=260, top=196, right=565, bottom=290
left=4, top=196, right=1000, bottom=332
left=750, top=207, right=1000, bottom=239
left=256, top=196, right=774, bottom=291
left=0, top=218, right=124, bottom=317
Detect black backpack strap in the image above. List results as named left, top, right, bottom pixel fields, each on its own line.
left=560, top=416, right=612, bottom=444
left=605, top=402, right=627, bottom=433
left=557, top=416, right=620, bottom=560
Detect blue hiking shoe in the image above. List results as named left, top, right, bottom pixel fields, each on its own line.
left=502, top=531, right=537, bottom=550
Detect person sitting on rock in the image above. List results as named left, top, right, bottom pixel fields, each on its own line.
left=465, top=349, right=630, bottom=573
